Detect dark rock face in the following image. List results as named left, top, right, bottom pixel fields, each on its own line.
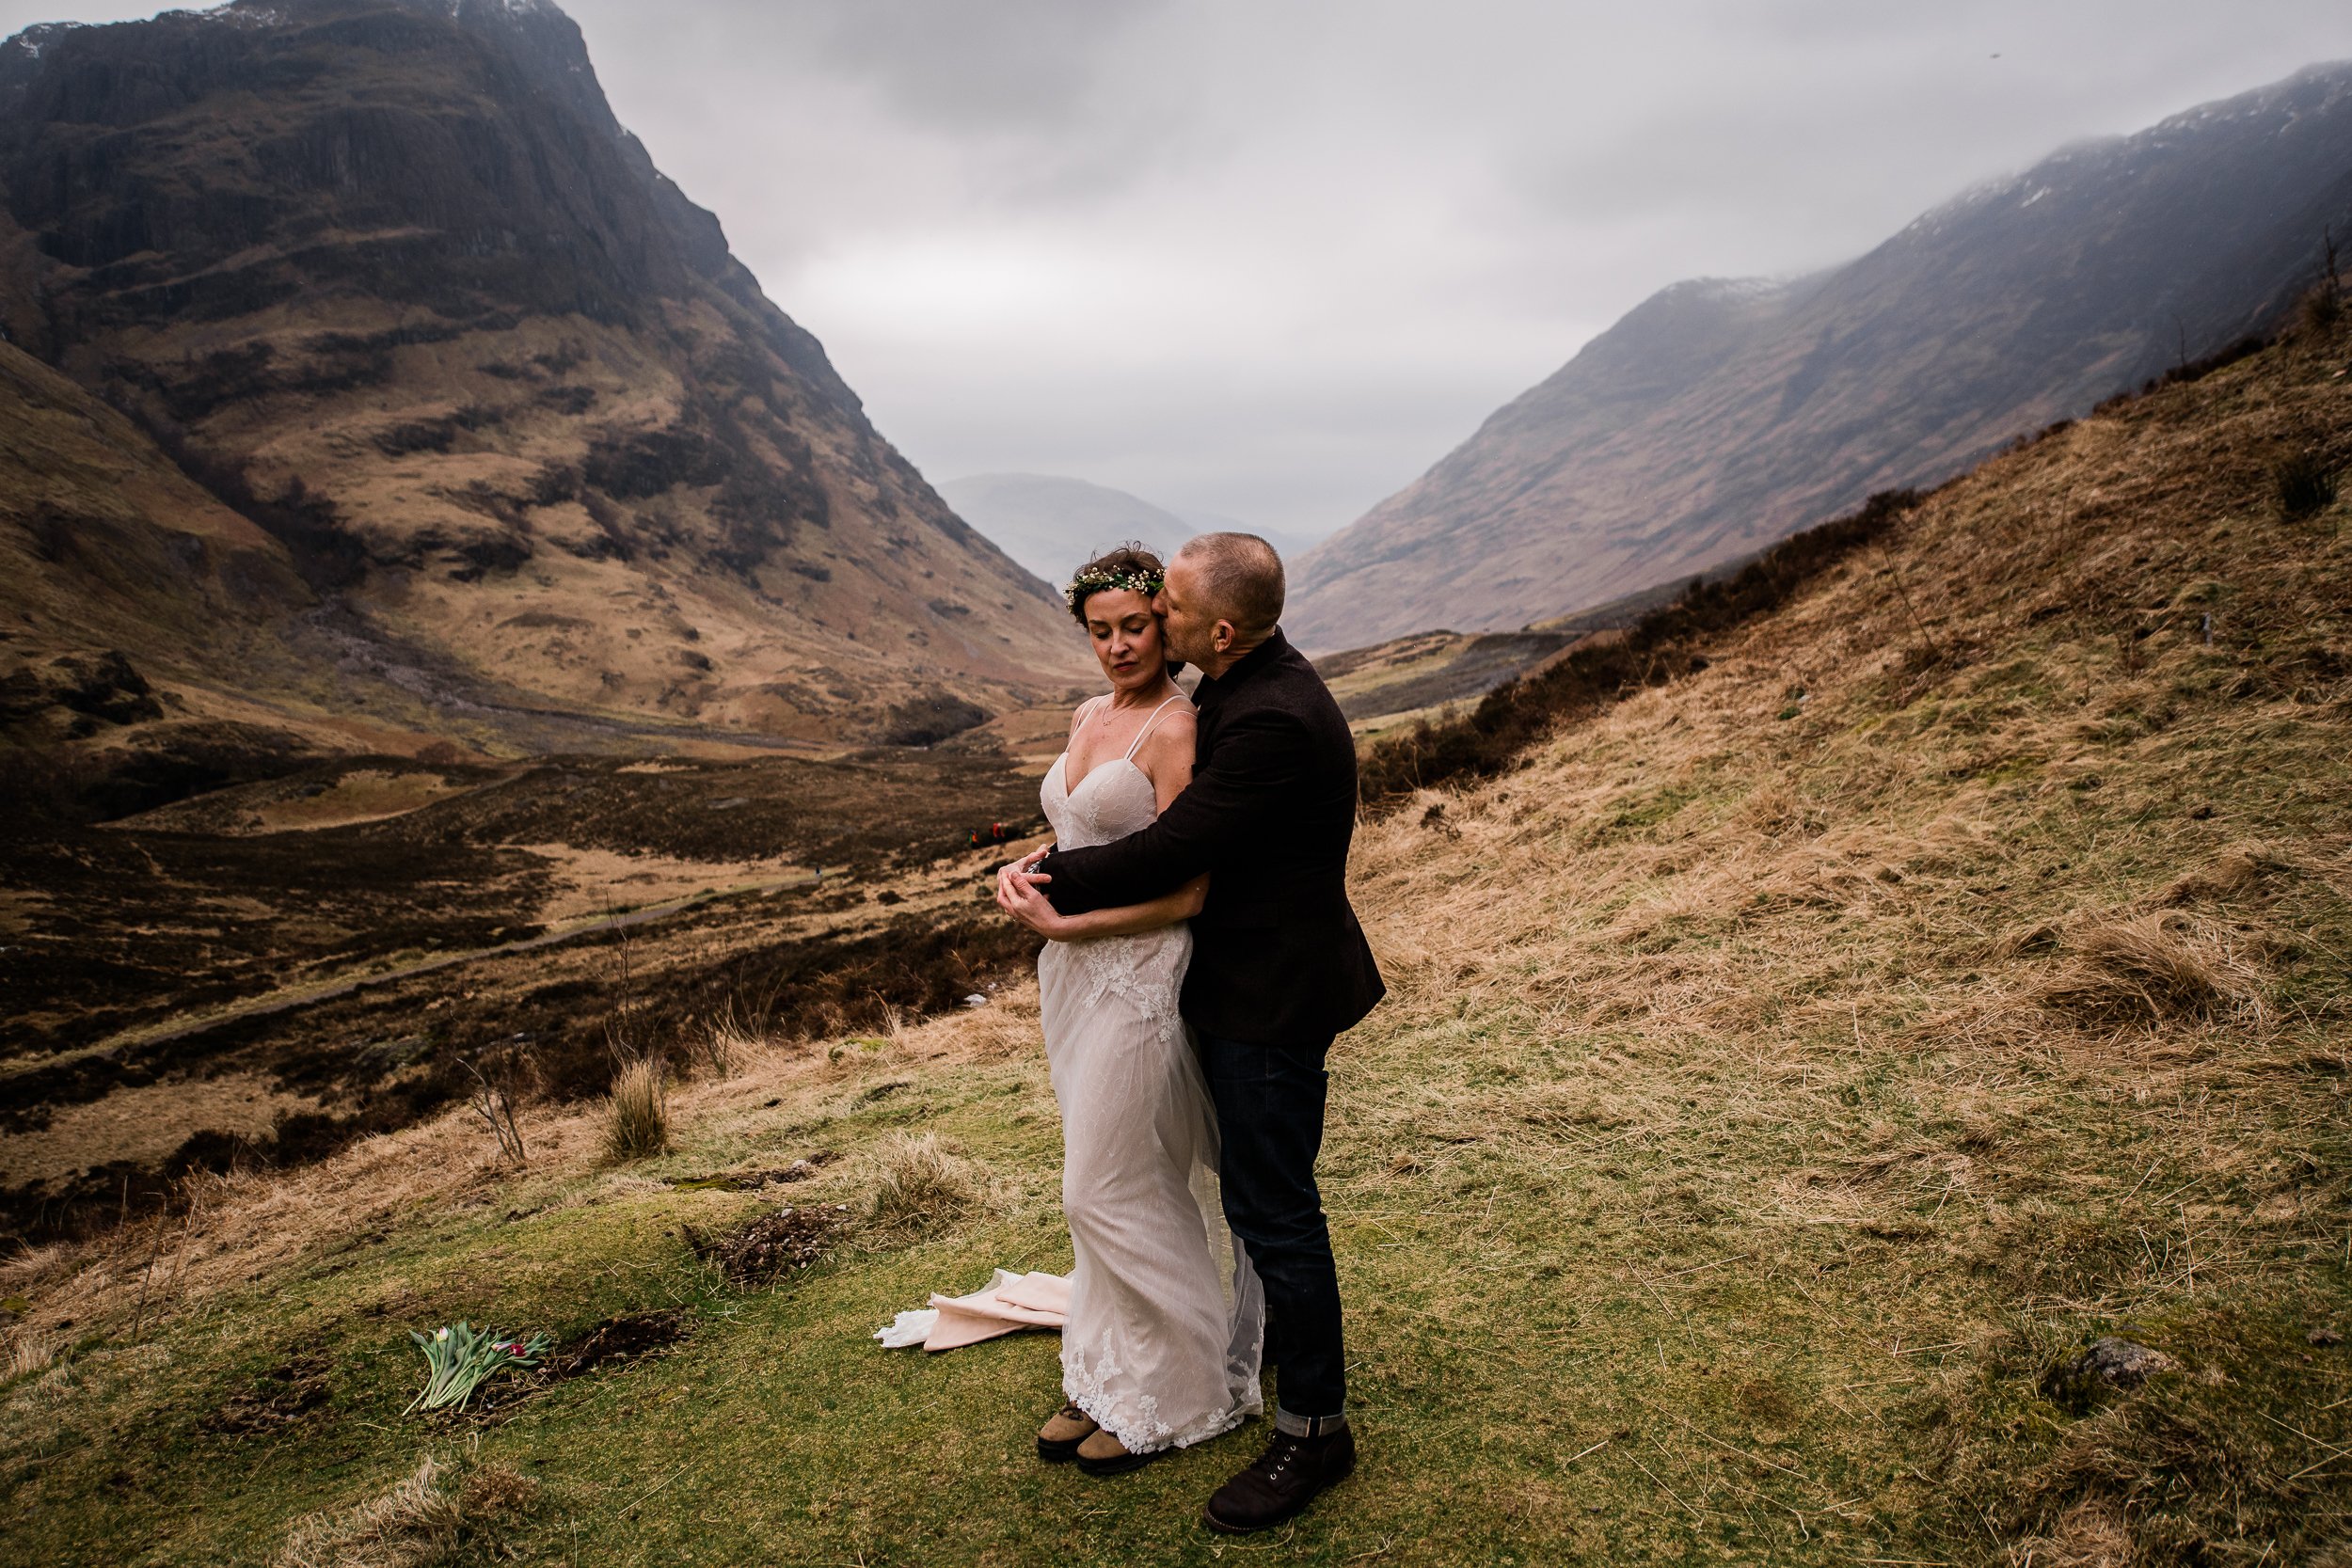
left=882, top=692, right=993, bottom=748
left=1291, top=63, right=2352, bottom=648
left=0, top=649, right=162, bottom=732
left=0, top=0, right=1082, bottom=743
left=0, top=1, right=802, bottom=361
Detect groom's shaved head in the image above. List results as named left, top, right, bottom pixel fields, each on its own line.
left=1176, top=532, right=1284, bottom=641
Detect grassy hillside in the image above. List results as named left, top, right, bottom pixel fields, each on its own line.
left=3, top=319, right=2348, bottom=1565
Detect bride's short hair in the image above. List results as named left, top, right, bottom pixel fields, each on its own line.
left=1064, top=543, right=1167, bottom=626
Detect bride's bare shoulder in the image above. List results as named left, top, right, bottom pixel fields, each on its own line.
left=1135, top=701, right=1198, bottom=787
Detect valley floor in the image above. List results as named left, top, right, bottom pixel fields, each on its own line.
left=3, top=329, right=2350, bottom=1565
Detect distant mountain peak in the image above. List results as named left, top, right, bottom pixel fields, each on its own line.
left=1289, top=60, right=2352, bottom=650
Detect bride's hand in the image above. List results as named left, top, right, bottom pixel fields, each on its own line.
left=994, top=852, right=1068, bottom=938
left=993, top=847, right=1051, bottom=906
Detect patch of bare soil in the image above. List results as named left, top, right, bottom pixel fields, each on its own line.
left=201, top=1354, right=331, bottom=1436
left=548, top=1309, right=693, bottom=1377
left=683, top=1203, right=853, bottom=1286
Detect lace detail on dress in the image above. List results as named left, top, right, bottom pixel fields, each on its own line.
left=1048, top=753, right=1188, bottom=1043
left=1066, top=1336, right=1246, bottom=1453
left=1036, top=735, right=1263, bottom=1456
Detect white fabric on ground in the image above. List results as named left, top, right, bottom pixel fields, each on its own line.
left=872, top=1270, right=1073, bottom=1351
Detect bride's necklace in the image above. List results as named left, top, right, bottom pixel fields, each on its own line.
left=1068, top=683, right=1178, bottom=785
left=1097, top=678, right=1179, bottom=718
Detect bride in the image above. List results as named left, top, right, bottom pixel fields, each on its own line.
left=993, top=544, right=1263, bottom=1476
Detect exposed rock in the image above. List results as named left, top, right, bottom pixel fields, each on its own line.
left=2042, top=1336, right=2180, bottom=1410
left=882, top=692, right=992, bottom=747
left=0, top=651, right=162, bottom=732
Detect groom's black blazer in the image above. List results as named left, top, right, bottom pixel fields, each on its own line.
left=1039, top=630, right=1385, bottom=1045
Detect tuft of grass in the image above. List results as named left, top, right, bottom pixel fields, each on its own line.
left=270, top=1453, right=537, bottom=1568
left=5, top=1330, right=59, bottom=1382
left=2033, top=911, right=2266, bottom=1030
left=270, top=1454, right=462, bottom=1568
left=602, top=1059, right=670, bottom=1164
left=2273, top=450, right=2339, bottom=520
left=2300, top=279, right=2343, bottom=333
left=863, top=1132, right=978, bottom=1235
left=456, top=1462, right=539, bottom=1521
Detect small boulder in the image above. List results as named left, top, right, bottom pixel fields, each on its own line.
left=2042, top=1337, right=2179, bottom=1411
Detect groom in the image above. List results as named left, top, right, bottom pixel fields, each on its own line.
left=1019, top=531, right=1384, bottom=1533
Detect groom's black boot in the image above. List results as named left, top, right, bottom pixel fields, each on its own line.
left=1202, top=1418, right=1355, bottom=1533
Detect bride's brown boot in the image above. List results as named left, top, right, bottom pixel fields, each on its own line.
left=1075, top=1427, right=1166, bottom=1477
left=1037, top=1402, right=1098, bottom=1463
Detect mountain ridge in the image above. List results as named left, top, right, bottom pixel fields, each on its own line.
left=1288, top=60, right=2352, bottom=648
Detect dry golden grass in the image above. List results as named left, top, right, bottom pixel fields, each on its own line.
left=2031, top=911, right=2268, bottom=1030
left=1310, top=317, right=2352, bottom=1559
left=268, top=1451, right=535, bottom=1568
left=4, top=1330, right=58, bottom=1381
left=0, top=979, right=1048, bottom=1350
left=602, top=1060, right=671, bottom=1164
left=863, top=1132, right=982, bottom=1236
left=270, top=1455, right=463, bottom=1568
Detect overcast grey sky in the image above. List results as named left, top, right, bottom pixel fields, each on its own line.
left=10, top=2, right=2352, bottom=534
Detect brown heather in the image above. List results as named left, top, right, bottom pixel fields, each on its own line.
left=2, top=319, right=2346, bottom=1565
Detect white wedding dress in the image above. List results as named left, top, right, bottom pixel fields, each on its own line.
left=1037, top=701, right=1265, bottom=1453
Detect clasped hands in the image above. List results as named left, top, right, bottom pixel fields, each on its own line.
left=994, top=847, right=1070, bottom=938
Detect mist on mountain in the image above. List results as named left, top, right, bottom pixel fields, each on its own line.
left=1287, top=61, right=2352, bottom=649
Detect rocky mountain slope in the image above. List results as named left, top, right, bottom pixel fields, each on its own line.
left=0, top=337, right=486, bottom=817
left=0, top=0, right=1087, bottom=769
left=1288, top=61, right=2352, bottom=648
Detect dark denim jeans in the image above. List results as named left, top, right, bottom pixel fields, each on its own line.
left=1195, top=1029, right=1345, bottom=1420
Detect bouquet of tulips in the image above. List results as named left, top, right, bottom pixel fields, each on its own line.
left=404, top=1321, right=551, bottom=1414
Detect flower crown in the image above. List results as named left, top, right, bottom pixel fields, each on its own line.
left=1063, top=562, right=1163, bottom=613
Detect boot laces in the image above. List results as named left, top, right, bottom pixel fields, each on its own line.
left=1250, top=1433, right=1311, bottom=1484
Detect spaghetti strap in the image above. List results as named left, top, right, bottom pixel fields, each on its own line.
left=1121, top=694, right=1186, bottom=762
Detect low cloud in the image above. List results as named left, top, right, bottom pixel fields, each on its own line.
left=10, top=0, right=2352, bottom=533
